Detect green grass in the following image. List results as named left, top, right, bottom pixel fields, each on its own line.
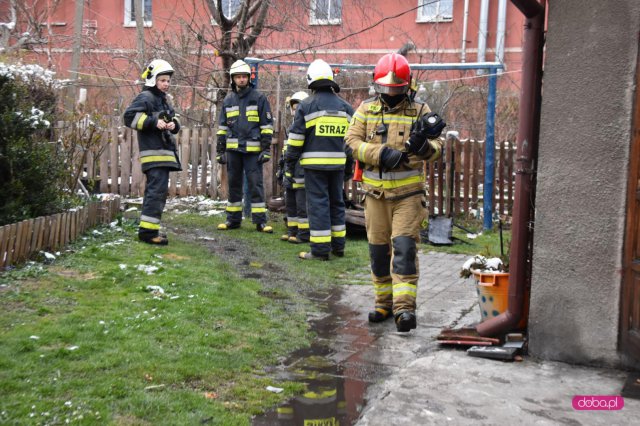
left=0, top=220, right=307, bottom=425
left=0, top=210, right=510, bottom=425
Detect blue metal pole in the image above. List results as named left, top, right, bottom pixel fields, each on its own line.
left=483, top=72, right=498, bottom=230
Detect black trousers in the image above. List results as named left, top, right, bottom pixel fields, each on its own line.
left=139, top=167, right=170, bottom=238
left=226, top=151, right=266, bottom=225
left=304, top=168, right=346, bottom=257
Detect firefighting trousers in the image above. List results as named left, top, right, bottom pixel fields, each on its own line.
left=304, top=169, right=346, bottom=257
left=225, top=151, right=267, bottom=225
left=139, top=167, right=170, bottom=238
left=364, top=194, right=427, bottom=314
left=284, top=186, right=309, bottom=241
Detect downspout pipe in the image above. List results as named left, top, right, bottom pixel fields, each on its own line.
left=477, top=0, right=545, bottom=337
left=477, top=0, right=489, bottom=66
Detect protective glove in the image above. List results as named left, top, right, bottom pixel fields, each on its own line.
left=405, top=112, right=446, bottom=156
left=216, top=153, right=227, bottom=164
left=379, top=146, right=408, bottom=172
left=257, top=151, right=271, bottom=164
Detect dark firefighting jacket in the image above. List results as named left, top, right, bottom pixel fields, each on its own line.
left=345, top=96, right=442, bottom=200
left=123, top=87, right=181, bottom=172
left=285, top=90, right=354, bottom=172
left=216, top=85, right=274, bottom=154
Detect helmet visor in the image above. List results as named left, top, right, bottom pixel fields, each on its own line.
left=374, top=82, right=409, bottom=96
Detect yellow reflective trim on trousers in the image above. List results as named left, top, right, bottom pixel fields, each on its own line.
left=300, top=158, right=346, bottom=165
left=248, top=116, right=259, bottom=122
left=362, top=174, right=424, bottom=189
left=140, top=220, right=161, bottom=230
left=246, top=146, right=260, bottom=152
left=298, top=222, right=309, bottom=229
left=226, top=206, right=243, bottom=212
left=331, top=230, right=346, bottom=237
left=393, top=282, right=417, bottom=297
left=261, top=129, right=274, bottom=134
left=246, top=110, right=258, bottom=116
left=292, top=183, right=305, bottom=189
left=217, top=129, right=227, bottom=135
left=136, top=113, right=148, bottom=130
left=251, top=207, right=266, bottom=213
left=287, top=139, right=304, bottom=147
left=395, top=290, right=417, bottom=297
left=304, top=389, right=337, bottom=399
left=140, top=155, right=176, bottom=163
left=374, top=283, right=392, bottom=295
left=310, top=235, right=331, bottom=243
left=226, top=110, right=239, bottom=118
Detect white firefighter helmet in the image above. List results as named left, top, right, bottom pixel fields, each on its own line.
left=229, top=60, right=251, bottom=76
left=289, top=91, right=309, bottom=107
left=141, top=59, right=174, bottom=87
left=306, top=59, right=340, bottom=92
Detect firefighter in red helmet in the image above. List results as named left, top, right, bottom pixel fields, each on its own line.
left=345, top=53, right=446, bottom=332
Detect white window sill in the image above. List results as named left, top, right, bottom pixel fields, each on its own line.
left=416, top=17, right=453, bottom=24
left=309, top=19, right=342, bottom=26
left=124, top=22, right=152, bottom=28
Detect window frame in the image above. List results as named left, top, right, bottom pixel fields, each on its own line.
left=310, top=0, right=342, bottom=26
left=417, top=0, right=453, bottom=23
left=124, top=0, right=152, bottom=28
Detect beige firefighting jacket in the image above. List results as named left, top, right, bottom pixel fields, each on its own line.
left=345, top=96, right=442, bottom=200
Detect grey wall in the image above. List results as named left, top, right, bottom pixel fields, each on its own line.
left=529, top=0, right=639, bottom=367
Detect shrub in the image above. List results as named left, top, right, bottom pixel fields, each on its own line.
left=0, top=63, right=72, bottom=226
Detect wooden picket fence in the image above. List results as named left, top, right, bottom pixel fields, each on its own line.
left=0, top=198, right=121, bottom=270
left=83, top=127, right=515, bottom=216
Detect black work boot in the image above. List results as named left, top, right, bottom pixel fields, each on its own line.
left=331, top=249, right=344, bottom=257
left=298, top=251, right=329, bottom=261
left=217, top=222, right=240, bottom=230
left=395, top=311, right=417, bottom=332
left=368, top=306, right=392, bottom=323
left=138, top=234, right=169, bottom=246
left=256, top=223, right=273, bottom=233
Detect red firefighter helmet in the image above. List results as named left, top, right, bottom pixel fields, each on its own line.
left=373, top=53, right=411, bottom=96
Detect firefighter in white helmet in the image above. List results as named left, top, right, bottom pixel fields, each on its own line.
left=123, top=59, right=181, bottom=245
left=345, top=53, right=446, bottom=332
left=277, top=91, right=311, bottom=243
left=216, top=59, right=275, bottom=232
left=285, top=59, right=354, bottom=260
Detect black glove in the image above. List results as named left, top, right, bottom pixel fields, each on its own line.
left=405, top=112, right=446, bottom=156
left=216, top=153, right=227, bottom=164
left=379, top=146, right=408, bottom=172
left=257, top=151, right=271, bottom=164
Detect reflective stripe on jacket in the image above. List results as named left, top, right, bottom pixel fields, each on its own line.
left=285, top=91, right=354, bottom=171
left=123, top=88, right=181, bottom=172
left=216, top=86, right=273, bottom=154
left=344, top=96, right=442, bottom=199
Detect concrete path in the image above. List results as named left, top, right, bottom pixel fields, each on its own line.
left=338, top=251, right=640, bottom=425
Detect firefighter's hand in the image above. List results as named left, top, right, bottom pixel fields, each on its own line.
left=257, top=151, right=271, bottom=164
left=165, top=121, right=176, bottom=131
left=405, top=113, right=446, bottom=155
left=157, top=119, right=169, bottom=130
left=379, top=146, right=408, bottom=171
left=216, top=153, right=227, bottom=164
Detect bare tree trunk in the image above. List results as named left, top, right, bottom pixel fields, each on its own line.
left=67, top=0, right=85, bottom=111
left=135, top=0, right=145, bottom=67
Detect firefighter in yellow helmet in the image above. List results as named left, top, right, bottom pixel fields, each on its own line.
left=278, top=91, right=311, bottom=243
left=216, top=59, right=275, bottom=233
left=344, top=53, right=446, bottom=332
left=123, top=59, right=181, bottom=245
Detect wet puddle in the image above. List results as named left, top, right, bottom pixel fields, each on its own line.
left=252, top=289, right=387, bottom=425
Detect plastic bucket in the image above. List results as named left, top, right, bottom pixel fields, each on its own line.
left=474, top=271, right=509, bottom=322
left=473, top=271, right=527, bottom=329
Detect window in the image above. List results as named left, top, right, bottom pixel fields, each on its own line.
left=310, top=0, right=342, bottom=25
left=124, top=0, right=152, bottom=27
left=222, top=0, right=241, bottom=18
left=417, top=0, right=453, bottom=23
